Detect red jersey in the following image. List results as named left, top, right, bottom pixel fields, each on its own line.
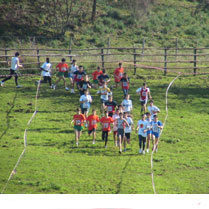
left=100, top=116, right=114, bottom=131
left=56, top=63, right=69, bottom=72
left=86, top=115, right=100, bottom=130
left=114, top=67, right=124, bottom=82
left=120, top=77, right=130, bottom=90
left=92, top=70, right=103, bottom=80
left=73, top=114, right=86, bottom=126
left=140, top=88, right=149, bottom=101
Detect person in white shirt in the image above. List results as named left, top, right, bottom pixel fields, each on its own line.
left=136, top=83, right=152, bottom=113
left=148, top=100, right=160, bottom=120
left=1, top=52, right=23, bottom=88
left=124, top=112, right=134, bottom=152
left=79, top=90, right=92, bottom=118
left=145, top=112, right=153, bottom=153
left=136, top=114, right=148, bottom=154
left=38, top=58, right=52, bottom=88
left=68, top=59, right=78, bottom=93
left=121, top=94, right=133, bottom=113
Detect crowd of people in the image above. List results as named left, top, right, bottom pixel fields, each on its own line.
left=0, top=52, right=164, bottom=154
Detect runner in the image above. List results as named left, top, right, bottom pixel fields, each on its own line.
left=151, top=115, right=163, bottom=152
left=78, top=74, right=92, bottom=96
left=52, top=58, right=69, bottom=90
left=124, top=112, right=134, bottom=152
left=71, top=108, right=86, bottom=147
left=145, top=112, right=153, bottom=153
left=79, top=90, right=92, bottom=118
left=98, top=82, right=112, bottom=114
left=121, top=94, right=133, bottom=113
left=92, top=66, right=103, bottom=89
left=120, top=72, right=130, bottom=96
left=38, top=58, right=53, bottom=88
left=115, top=112, right=129, bottom=153
left=104, top=95, right=117, bottom=117
left=97, top=69, right=110, bottom=91
left=136, top=114, right=148, bottom=154
left=74, top=65, right=86, bottom=92
left=112, top=109, right=120, bottom=146
left=148, top=100, right=160, bottom=120
left=68, top=59, right=79, bottom=93
left=114, top=62, right=124, bottom=88
left=86, top=109, right=100, bottom=144
left=100, top=111, right=114, bottom=148
left=1, top=52, right=23, bottom=88
left=136, top=82, right=152, bottom=113
left=118, top=105, right=124, bottom=114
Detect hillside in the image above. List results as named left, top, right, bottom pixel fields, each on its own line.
left=1, top=0, right=209, bottom=48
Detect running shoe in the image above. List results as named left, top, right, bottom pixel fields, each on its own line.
left=105, top=145, right=107, bottom=148
left=65, top=87, right=69, bottom=91
left=139, top=148, right=142, bottom=154
left=76, top=142, right=79, bottom=147
left=143, top=150, right=145, bottom=155
left=147, top=149, right=149, bottom=153
left=0, top=81, right=4, bottom=87
left=52, top=84, right=56, bottom=90
left=16, top=85, right=22, bottom=88
left=92, top=140, right=95, bottom=144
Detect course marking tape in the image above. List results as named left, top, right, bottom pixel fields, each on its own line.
left=1, top=76, right=42, bottom=194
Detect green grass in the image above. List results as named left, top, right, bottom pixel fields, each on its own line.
left=0, top=69, right=209, bottom=194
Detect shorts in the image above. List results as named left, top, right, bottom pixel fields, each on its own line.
left=152, top=132, right=160, bottom=138
left=101, top=99, right=108, bottom=104
left=147, top=130, right=152, bottom=135
left=58, top=72, right=65, bottom=77
left=81, top=107, right=89, bottom=114
left=74, top=125, right=83, bottom=131
left=138, top=134, right=146, bottom=142
left=125, top=133, right=131, bottom=139
left=93, top=80, right=99, bottom=84
left=88, top=128, right=96, bottom=135
left=117, top=129, right=124, bottom=137
left=113, top=130, right=117, bottom=136
left=140, top=100, right=148, bottom=106
left=108, top=112, right=113, bottom=117
left=68, top=73, right=75, bottom=78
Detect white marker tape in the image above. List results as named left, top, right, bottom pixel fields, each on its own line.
left=1, top=76, right=42, bottom=194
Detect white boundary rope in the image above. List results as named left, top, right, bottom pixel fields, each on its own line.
left=150, top=74, right=181, bottom=194
left=1, top=76, right=42, bottom=194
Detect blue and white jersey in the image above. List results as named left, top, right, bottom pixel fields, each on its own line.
left=79, top=94, right=92, bottom=109
left=146, top=117, right=152, bottom=130
left=151, top=120, right=163, bottom=134
left=11, top=57, right=19, bottom=71
left=41, top=62, right=52, bottom=77
left=148, top=105, right=160, bottom=119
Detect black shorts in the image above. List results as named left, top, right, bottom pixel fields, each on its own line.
left=140, top=100, right=147, bottom=106
left=108, top=112, right=113, bottom=117
left=125, top=133, right=131, bottom=139
left=117, top=129, right=124, bottom=137
left=81, top=108, right=88, bottom=114
left=138, top=135, right=146, bottom=142
left=88, top=128, right=96, bottom=134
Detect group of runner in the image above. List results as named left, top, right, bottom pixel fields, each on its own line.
left=0, top=52, right=164, bottom=154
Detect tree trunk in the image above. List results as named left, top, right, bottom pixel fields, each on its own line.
left=91, top=0, right=97, bottom=23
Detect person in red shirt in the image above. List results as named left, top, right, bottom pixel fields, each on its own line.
left=120, top=72, right=130, bottom=96
left=71, top=108, right=86, bottom=147
left=52, top=58, right=69, bottom=91
left=114, top=62, right=124, bottom=88
left=100, top=111, right=114, bottom=148
left=92, top=66, right=103, bottom=89
left=86, top=109, right=100, bottom=144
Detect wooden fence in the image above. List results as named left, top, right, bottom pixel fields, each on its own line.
left=0, top=47, right=209, bottom=76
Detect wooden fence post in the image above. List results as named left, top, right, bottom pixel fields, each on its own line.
left=193, top=48, right=197, bottom=76
left=164, top=48, right=167, bottom=76
left=133, top=48, right=136, bottom=75
left=175, top=38, right=178, bottom=59
left=101, top=48, right=104, bottom=69
left=37, top=49, right=40, bottom=68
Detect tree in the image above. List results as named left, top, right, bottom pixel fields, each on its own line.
left=91, top=0, right=97, bottom=23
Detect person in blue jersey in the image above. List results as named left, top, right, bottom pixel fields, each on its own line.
left=0, top=52, right=23, bottom=88
left=151, top=115, right=163, bottom=152
left=136, top=114, right=149, bottom=155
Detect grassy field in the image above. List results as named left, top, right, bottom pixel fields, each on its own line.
left=0, top=68, right=209, bottom=194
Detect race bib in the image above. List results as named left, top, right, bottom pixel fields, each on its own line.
left=108, top=106, right=113, bottom=112
left=83, top=84, right=87, bottom=89
left=76, top=120, right=81, bottom=125
left=61, top=67, right=67, bottom=72
left=140, top=124, right=144, bottom=128
left=78, top=75, right=82, bottom=79
left=103, top=123, right=109, bottom=128
left=123, top=82, right=128, bottom=87
left=142, top=91, right=146, bottom=96
left=91, top=120, right=96, bottom=125
left=153, top=124, right=158, bottom=132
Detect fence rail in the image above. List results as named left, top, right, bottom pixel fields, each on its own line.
left=0, top=47, right=209, bottom=76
